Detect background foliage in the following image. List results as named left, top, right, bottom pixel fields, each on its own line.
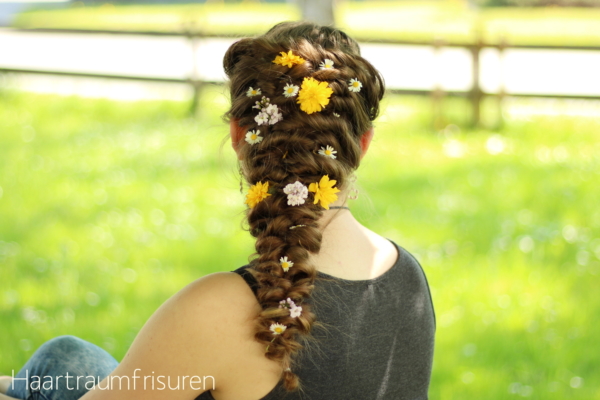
left=1, top=86, right=599, bottom=399
left=2, top=0, right=600, bottom=397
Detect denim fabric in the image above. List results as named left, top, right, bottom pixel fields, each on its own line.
left=6, top=336, right=118, bottom=400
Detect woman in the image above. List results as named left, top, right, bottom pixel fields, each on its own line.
left=1, top=21, right=435, bottom=400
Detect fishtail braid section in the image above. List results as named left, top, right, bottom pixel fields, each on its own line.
left=223, top=21, right=384, bottom=391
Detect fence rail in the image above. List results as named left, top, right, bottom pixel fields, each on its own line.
left=2, top=28, right=600, bottom=127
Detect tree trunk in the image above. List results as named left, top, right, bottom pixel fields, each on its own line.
left=295, top=0, right=335, bottom=26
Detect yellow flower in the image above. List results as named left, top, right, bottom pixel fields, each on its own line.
left=245, top=181, right=271, bottom=208
left=273, top=50, right=305, bottom=68
left=297, top=77, right=333, bottom=114
left=308, top=175, right=340, bottom=209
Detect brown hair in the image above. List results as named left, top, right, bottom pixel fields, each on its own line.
left=223, top=21, right=384, bottom=391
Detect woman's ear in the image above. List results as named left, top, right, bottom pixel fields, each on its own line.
left=230, top=119, right=245, bottom=160
left=360, top=127, right=374, bottom=159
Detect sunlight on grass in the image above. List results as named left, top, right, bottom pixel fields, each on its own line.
left=0, top=89, right=599, bottom=399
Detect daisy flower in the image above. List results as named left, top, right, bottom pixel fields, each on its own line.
left=318, top=145, right=337, bottom=159
left=245, top=181, right=271, bottom=208
left=283, top=181, right=308, bottom=206
left=308, top=175, right=341, bottom=210
left=319, top=58, right=335, bottom=70
left=270, top=323, right=287, bottom=335
left=273, top=50, right=305, bottom=68
left=280, top=256, right=294, bottom=272
left=297, top=77, right=333, bottom=114
left=246, top=87, right=261, bottom=97
left=283, top=83, right=299, bottom=98
left=245, top=130, right=262, bottom=145
left=348, top=78, right=362, bottom=93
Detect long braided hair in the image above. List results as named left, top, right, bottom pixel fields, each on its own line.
left=223, top=21, right=384, bottom=391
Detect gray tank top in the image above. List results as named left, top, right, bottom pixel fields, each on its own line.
left=196, top=241, right=435, bottom=400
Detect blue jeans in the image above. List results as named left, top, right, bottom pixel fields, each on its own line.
left=6, top=336, right=118, bottom=400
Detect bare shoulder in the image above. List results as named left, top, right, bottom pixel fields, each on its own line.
left=157, top=271, right=264, bottom=365
left=177, top=271, right=260, bottom=315
left=82, top=271, right=279, bottom=400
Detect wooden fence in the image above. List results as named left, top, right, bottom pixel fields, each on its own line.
left=2, top=28, right=600, bottom=127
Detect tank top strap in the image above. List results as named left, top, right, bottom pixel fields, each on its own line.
left=232, top=265, right=259, bottom=297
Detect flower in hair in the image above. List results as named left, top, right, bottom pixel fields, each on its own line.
left=253, top=96, right=283, bottom=125
left=318, top=145, right=337, bottom=159
left=348, top=78, right=362, bottom=93
left=290, top=306, right=303, bottom=318
left=245, top=181, right=271, bottom=208
left=308, top=175, right=340, bottom=210
left=270, top=322, right=287, bottom=335
left=255, top=113, right=269, bottom=125
left=283, top=181, right=308, bottom=206
left=279, top=298, right=303, bottom=318
left=283, top=83, right=299, bottom=98
left=333, top=112, right=340, bottom=118
left=245, top=129, right=262, bottom=145
left=319, top=59, right=335, bottom=70
left=273, top=50, right=305, bottom=68
left=246, top=87, right=261, bottom=97
left=297, top=77, right=333, bottom=114
left=253, top=96, right=270, bottom=110
left=280, top=256, right=294, bottom=272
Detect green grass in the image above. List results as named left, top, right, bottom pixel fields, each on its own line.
left=0, top=88, right=599, bottom=399
left=12, top=1, right=600, bottom=46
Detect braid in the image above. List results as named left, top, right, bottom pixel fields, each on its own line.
left=223, top=21, right=384, bottom=391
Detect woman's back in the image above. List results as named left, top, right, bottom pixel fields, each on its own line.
left=197, top=241, right=435, bottom=400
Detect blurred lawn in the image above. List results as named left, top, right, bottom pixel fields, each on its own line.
left=1, top=87, right=599, bottom=399
left=12, top=1, right=600, bottom=46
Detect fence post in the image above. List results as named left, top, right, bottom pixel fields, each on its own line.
left=432, top=37, right=445, bottom=131
left=184, top=20, right=203, bottom=116
left=496, top=35, right=508, bottom=130
left=469, top=26, right=483, bottom=128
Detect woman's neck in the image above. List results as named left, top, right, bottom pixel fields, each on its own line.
left=311, top=199, right=398, bottom=281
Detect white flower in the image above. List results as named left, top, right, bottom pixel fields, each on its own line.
left=348, top=78, right=362, bottom=93
left=280, top=256, right=294, bottom=272
left=283, top=181, right=308, bottom=206
left=253, top=96, right=270, bottom=109
left=333, top=112, right=340, bottom=118
left=318, top=145, right=337, bottom=159
left=269, top=322, right=287, bottom=335
left=290, top=306, right=302, bottom=318
left=246, top=87, right=261, bottom=97
left=253, top=97, right=283, bottom=125
left=245, top=129, right=262, bottom=145
left=255, top=112, right=269, bottom=125
left=266, top=104, right=282, bottom=125
left=283, top=83, right=299, bottom=98
left=269, top=111, right=283, bottom=125
left=319, top=59, right=335, bottom=70
left=279, top=298, right=295, bottom=309
left=278, top=298, right=302, bottom=318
